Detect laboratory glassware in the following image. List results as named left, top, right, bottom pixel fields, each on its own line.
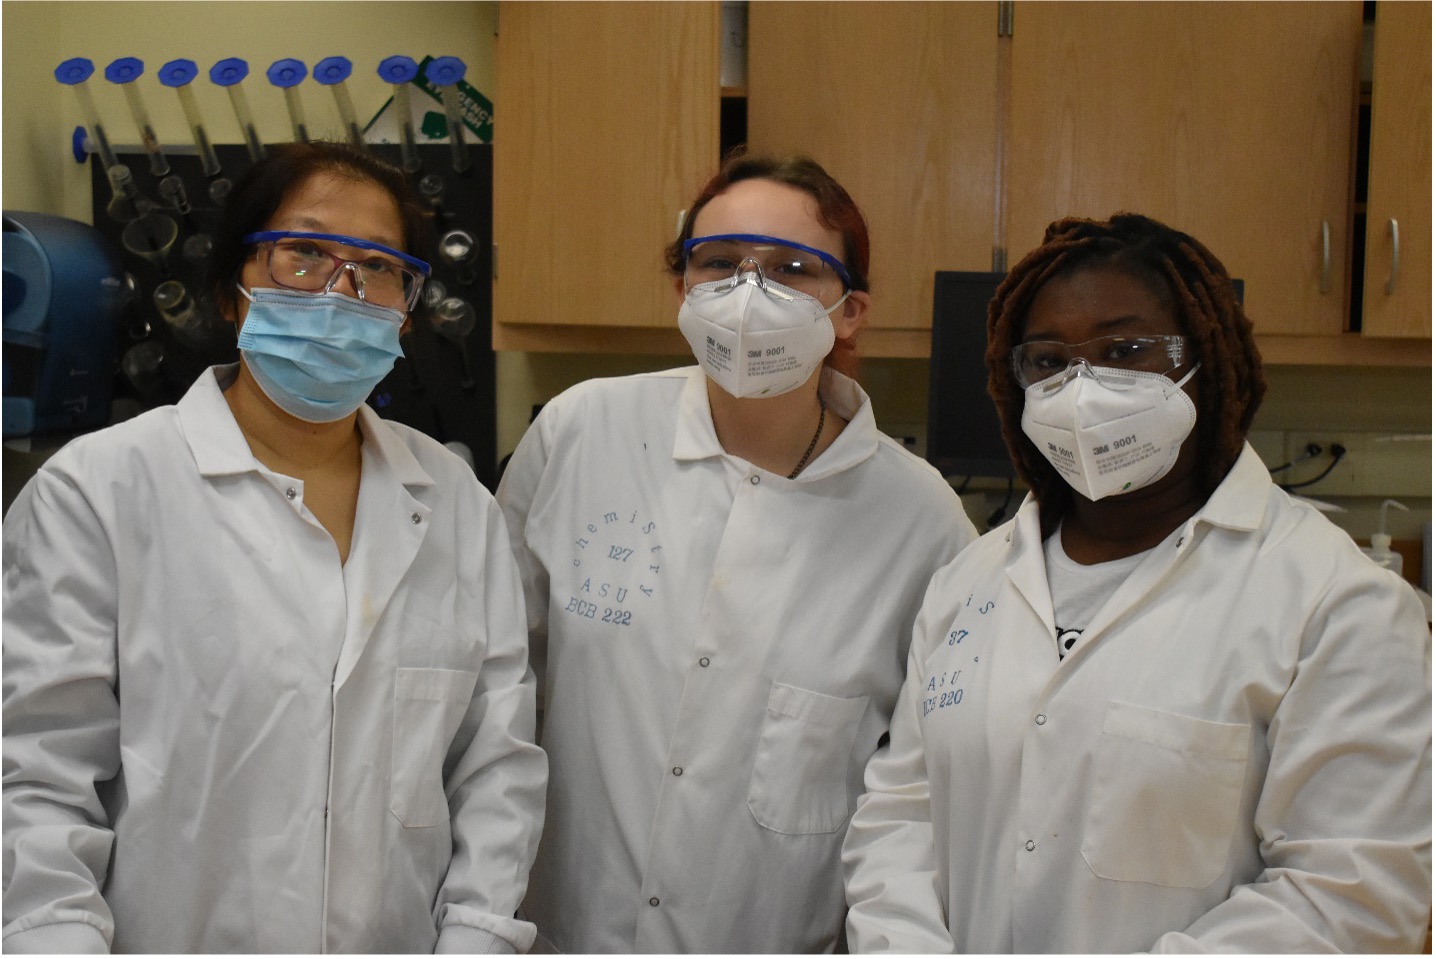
left=432, top=296, right=477, bottom=389
left=105, top=57, right=170, bottom=177
left=438, top=228, right=479, bottom=286
left=152, top=280, right=210, bottom=348
left=105, top=164, right=152, bottom=223
left=157, top=176, right=192, bottom=217
left=158, top=58, right=223, bottom=177
left=423, top=57, right=471, bottom=173
left=210, top=58, right=266, bottom=164
left=314, top=56, right=366, bottom=150
left=121, top=212, right=179, bottom=278
left=377, top=55, right=422, bottom=173
left=54, top=58, right=120, bottom=172
left=267, top=58, right=310, bottom=143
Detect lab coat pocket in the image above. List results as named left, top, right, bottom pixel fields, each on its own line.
left=390, top=666, right=480, bottom=828
left=747, top=682, right=869, bottom=835
left=1082, top=701, right=1250, bottom=888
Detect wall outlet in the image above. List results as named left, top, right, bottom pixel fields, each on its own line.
left=1282, top=432, right=1432, bottom=497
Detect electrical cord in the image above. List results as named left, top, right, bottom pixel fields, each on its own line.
left=1268, top=442, right=1325, bottom=475
left=1280, top=443, right=1347, bottom=491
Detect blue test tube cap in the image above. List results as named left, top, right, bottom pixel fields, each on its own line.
left=55, top=57, right=95, bottom=85
left=314, top=56, right=352, bottom=85
left=210, top=57, right=250, bottom=86
left=104, top=56, right=144, bottom=84
left=158, top=59, right=198, bottom=88
left=377, top=55, right=419, bottom=85
left=424, top=56, right=467, bottom=86
left=267, top=58, right=307, bottom=88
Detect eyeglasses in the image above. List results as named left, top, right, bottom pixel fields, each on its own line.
left=1011, top=334, right=1191, bottom=389
left=243, top=230, right=431, bottom=311
left=682, top=233, right=852, bottom=302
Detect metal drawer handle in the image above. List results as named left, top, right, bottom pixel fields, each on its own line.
left=1320, top=221, right=1331, bottom=294
left=1385, top=218, right=1400, bottom=295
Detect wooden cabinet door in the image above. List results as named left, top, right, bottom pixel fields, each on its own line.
left=1362, top=0, right=1431, bottom=339
left=493, top=1, right=720, bottom=347
left=747, top=1, right=996, bottom=355
left=1007, top=2, right=1360, bottom=336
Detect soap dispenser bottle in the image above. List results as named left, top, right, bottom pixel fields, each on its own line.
left=1362, top=498, right=1409, bottom=576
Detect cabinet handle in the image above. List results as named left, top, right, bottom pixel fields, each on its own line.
left=1319, top=221, right=1331, bottom=294
left=1385, top=218, right=1400, bottom=295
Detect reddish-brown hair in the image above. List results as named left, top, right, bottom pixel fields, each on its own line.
left=665, top=150, right=870, bottom=379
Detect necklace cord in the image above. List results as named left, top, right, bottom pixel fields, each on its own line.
left=787, top=396, right=827, bottom=479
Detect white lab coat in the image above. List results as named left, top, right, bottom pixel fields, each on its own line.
left=496, top=366, right=977, bottom=953
left=843, top=444, right=1432, bottom=953
left=2, top=367, right=547, bottom=954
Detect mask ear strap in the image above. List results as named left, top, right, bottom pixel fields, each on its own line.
left=822, top=290, right=851, bottom=317
left=1172, top=362, right=1202, bottom=390
left=235, top=283, right=255, bottom=304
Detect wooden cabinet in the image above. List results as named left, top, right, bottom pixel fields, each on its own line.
left=747, top=2, right=996, bottom=357
left=491, top=1, right=1425, bottom=362
left=1361, top=0, right=1431, bottom=339
left=492, top=1, right=719, bottom=352
left=1007, top=2, right=1360, bottom=339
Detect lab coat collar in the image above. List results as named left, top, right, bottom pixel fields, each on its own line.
left=177, top=365, right=263, bottom=477
left=177, top=365, right=434, bottom=489
left=1187, top=442, right=1270, bottom=533
left=671, top=365, right=879, bottom=480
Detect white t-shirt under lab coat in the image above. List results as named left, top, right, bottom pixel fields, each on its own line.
left=2, top=366, right=547, bottom=954
left=496, top=366, right=978, bottom=953
left=843, top=444, right=1432, bottom=953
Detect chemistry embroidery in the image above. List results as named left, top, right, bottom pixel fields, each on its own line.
left=562, top=507, right=663, bottom=626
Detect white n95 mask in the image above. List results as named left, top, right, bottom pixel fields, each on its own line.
left=1020, top=360, right=1199, bottom=501
left=677, top=272, right=843, bottom=398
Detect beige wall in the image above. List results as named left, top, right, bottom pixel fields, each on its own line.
left=4, top=1, right=1429, bottom=542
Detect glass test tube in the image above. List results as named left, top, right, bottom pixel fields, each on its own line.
left=159, top=60, right=222, bottom=177
left=106, top=58, right=169, bottom=176
left=432, top=296, right=477, bottom=389
left=315, top=57, right=365, bottom=150
left=210, top=58, right=265, bottom=164
left=268, top=59, right=310, bottom=143
left=55, top=58, right=120, bottom=172
left=424, top=57, right=471, bottom=173
left=378, top=56, right=422, bottom=173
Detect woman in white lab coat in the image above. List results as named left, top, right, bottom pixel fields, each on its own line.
left=2, top=142, right=546, bottom=953
left=496, top=152, right=978, bottom=953
left=842, top=213, right=1432, bottom=952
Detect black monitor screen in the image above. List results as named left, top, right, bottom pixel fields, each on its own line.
left=926, top=271, right=1013, bottom=480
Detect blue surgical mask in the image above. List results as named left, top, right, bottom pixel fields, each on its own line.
left=236, top=286, right=405, bottom=423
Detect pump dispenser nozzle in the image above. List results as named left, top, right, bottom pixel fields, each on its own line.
left=1365, top=498, right=1410, bottom=575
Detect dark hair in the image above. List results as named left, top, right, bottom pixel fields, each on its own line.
left=664, top=149, right=870, bottom=378
left=206, top=141, right=431, bottom=321
left=986, top=213, right=1267, bottom=531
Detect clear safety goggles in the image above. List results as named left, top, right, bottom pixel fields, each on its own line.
left=244, top=230, right=431, bottom=311
left=1011, top=334, right=1191, bottom=389
left=682, top=233, right=852, bottom=303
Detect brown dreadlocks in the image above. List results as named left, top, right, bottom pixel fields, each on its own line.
left=986, top=213, right=1267, bottom=533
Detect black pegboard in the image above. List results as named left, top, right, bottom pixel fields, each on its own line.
left=89, top=141, right=497, bottom=488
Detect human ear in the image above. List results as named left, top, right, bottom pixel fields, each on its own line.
left=832, top=289, right=871, bottom=341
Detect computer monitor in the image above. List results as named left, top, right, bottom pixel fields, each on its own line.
left=926, top=271, right=1013, bottom=480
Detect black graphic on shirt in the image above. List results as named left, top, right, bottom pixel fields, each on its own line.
left=1055, top=626, right=1083, bottom=659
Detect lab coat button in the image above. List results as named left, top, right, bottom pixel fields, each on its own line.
left=698, top=657, right=710, bottom=667
left=411, top=512, right=422, bottom=524
left=285, top=487, right=297, bottom=500
left=672, top=766, right=683, bottom=776
left=1034, top=714, right=1046, bottom=725
left=1025, top=840, right=1036, bottom=851
left=648, top=897, right=660, bottom=907
left=749, top=475, right=760, bottom=485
